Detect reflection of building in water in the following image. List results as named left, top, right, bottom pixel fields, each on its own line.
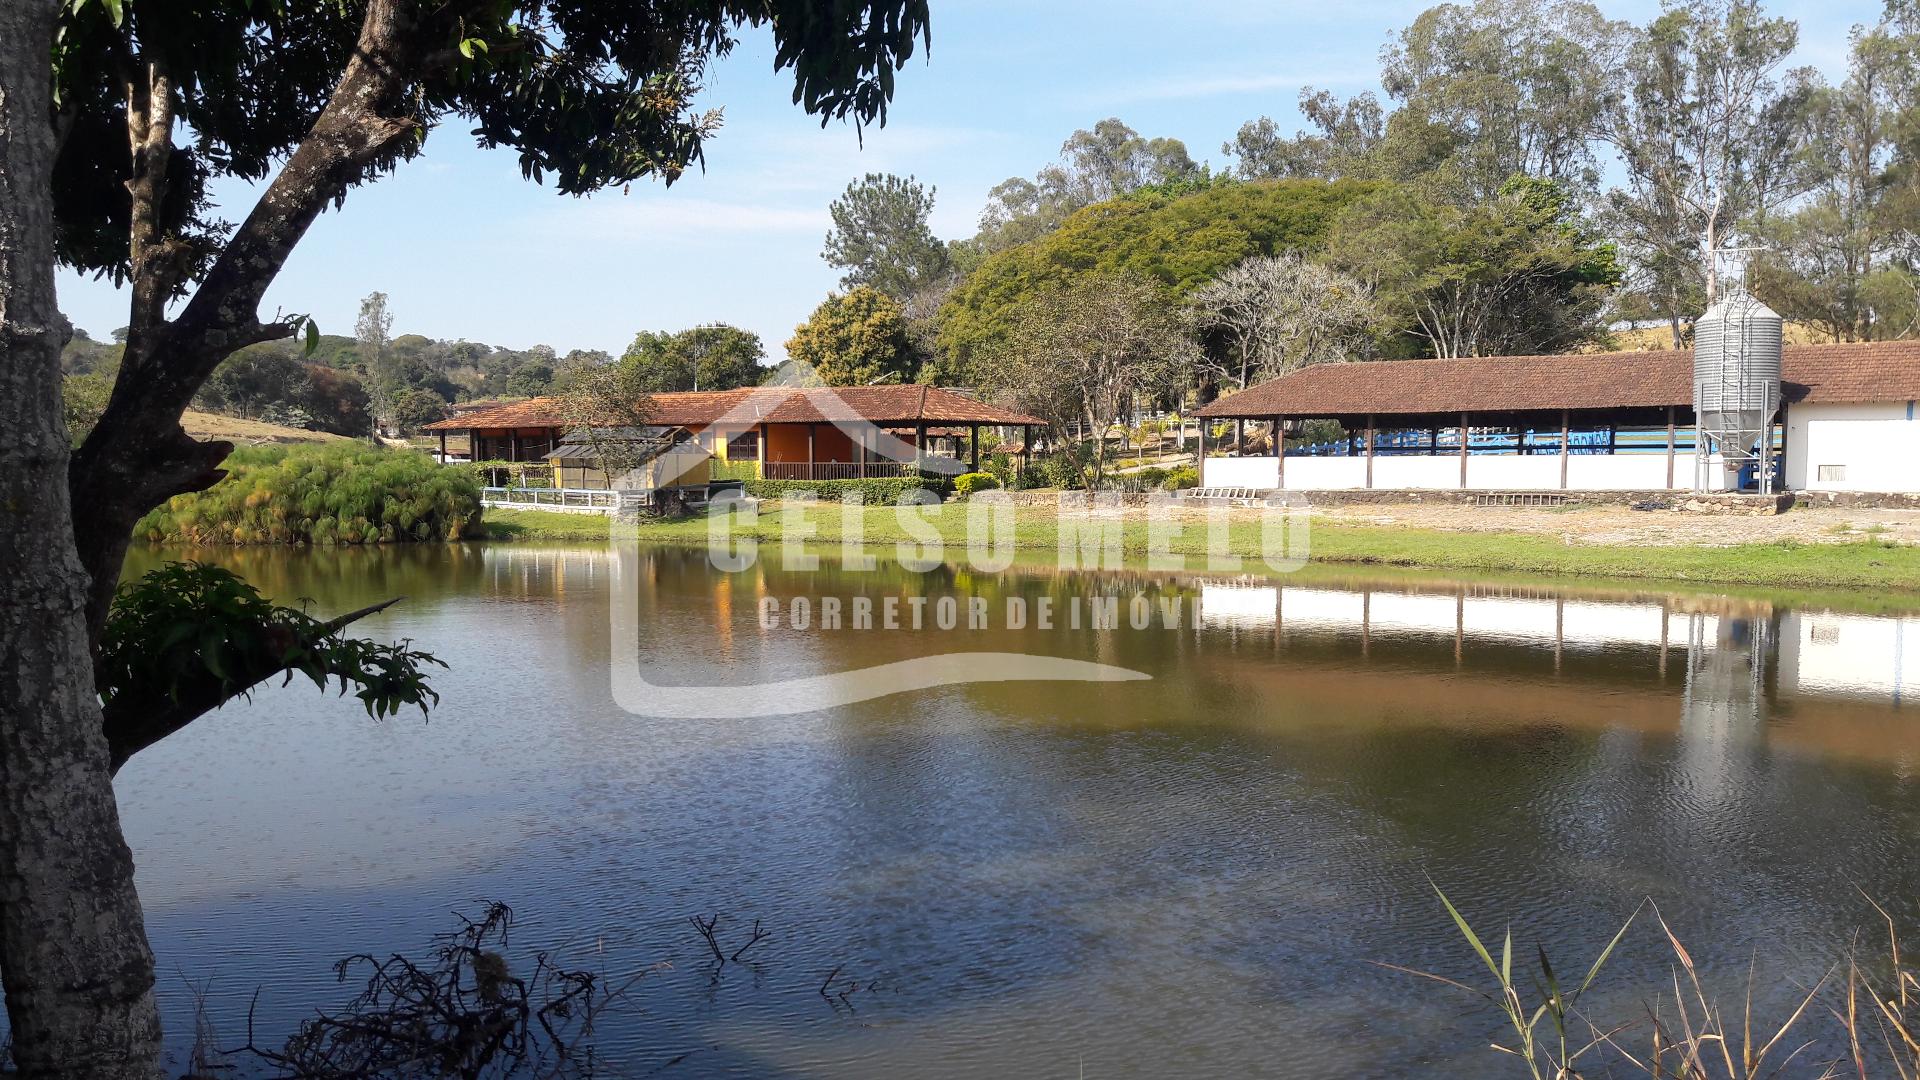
left=1197, top=581, right=1913, bottom=709
left=1778, top=611, right=1914, bottom=704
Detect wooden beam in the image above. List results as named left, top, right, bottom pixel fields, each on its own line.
left=757, top=421, right=767, bottom=480
left=1459, top=412, right=1470, bottom=489
left=1665, top=405, right=1677, bottom=489
left=1275, top=416, right=1285, bottom=489
left=1364, top=414, right=1375, bottom=489
left=1559, top=408, right=1570, bottom=490
left=438, top=430, right=447, bottom=463
left=970, top=424, right=980, bottom=472
left=807, top=422, right=816, bottom=480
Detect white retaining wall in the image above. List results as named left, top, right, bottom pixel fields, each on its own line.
left=1202, top=452, right=1736, bottom=491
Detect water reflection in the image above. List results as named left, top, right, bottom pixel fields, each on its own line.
left=100, top=544, right=1920, bottom=1077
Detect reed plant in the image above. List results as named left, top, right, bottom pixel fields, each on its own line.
left=136, top=444, right=482, bottom=545
left=1396, top=883, right=1920, bottom=1078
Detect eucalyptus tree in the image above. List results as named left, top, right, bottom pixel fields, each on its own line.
left=1753, top=12, right=1920, bottom=341
left=2, top=0, right=930, bottom=1073
left=1222, top=89, right=1385, bottom=181
left=1594, top=0, right=1819, bottom=341
left=970, top=118, right=1204, bottom=254
left=1378, top=0, right=1626, bottom=200
left=823, top=172, right=952, bottom=300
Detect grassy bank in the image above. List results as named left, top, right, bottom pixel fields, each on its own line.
left=481, top=502, right=1920, bottom=593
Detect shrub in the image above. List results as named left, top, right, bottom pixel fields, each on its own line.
left=741, top=476, right=952, bottom=503
left=1164, top=465, right=1199, bottom=490
left=135, top=444, right=483, bottom=545
left=952, top=472, right=1001, bottom=497
left=1041, top=446, right=1092, bottom=490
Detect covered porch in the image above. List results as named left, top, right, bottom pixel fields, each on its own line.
left=1198, top=406, right=1752, bottom=493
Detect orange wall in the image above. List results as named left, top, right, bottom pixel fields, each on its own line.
left=764, top=423, right=902, bottom=463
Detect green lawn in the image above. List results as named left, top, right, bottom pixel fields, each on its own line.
left=481, top=503, right=1920, bottom=594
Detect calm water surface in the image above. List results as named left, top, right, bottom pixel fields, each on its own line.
left=110, top=544, right=1920, bottom=1077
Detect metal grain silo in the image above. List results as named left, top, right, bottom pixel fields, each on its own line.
left=1692, top=290, right=1783, bottom=492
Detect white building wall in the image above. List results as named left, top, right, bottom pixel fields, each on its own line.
left=1203, top=451, right=1735, bottom=491
left=1786, top=400, right=1920, bottom=493
left=1200, top=456, right=1280, bottom=488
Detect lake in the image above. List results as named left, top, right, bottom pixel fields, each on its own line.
left=111, top=542, right=1920, bottom=1077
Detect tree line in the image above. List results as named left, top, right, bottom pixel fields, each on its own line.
left=61, top=296, right=771, bottom=441
left=785, top=0, right=1920, bottom=466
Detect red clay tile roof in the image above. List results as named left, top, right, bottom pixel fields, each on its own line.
left=1195, top=341, right=1920, bottom=419
left=424, top=385, right=1044, bottom=431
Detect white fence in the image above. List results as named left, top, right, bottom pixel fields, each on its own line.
left=481, top=487, right=648, bottom=514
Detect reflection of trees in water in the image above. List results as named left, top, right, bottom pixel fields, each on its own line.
left=123, top=543, right=613, bottom=613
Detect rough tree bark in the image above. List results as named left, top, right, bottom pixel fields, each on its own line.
left=0, top=1, right=166, bottom=1074
left=69, top=0, right=431, bottom=648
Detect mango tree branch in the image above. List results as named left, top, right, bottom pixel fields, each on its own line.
left=68, top=0, right=467, bottom=645
left=98, top=564, right=442, bottom=775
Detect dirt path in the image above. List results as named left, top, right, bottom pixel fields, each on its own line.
left=1304, top=501, right=1920, bottom=547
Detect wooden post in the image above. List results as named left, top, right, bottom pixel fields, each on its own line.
left=1665, top=406, right=1677, bottom=489
left=1559, top=408, right=1570, bottom=490
left=1235, top=418, right=1245, bottom=454
left=1364, top=414, right=1376, bottom=489
left=757, top=421, right=767, bottom=479
left=970, top=424, right=980, bottom=472
left=509, top=430, right=520, bottom=462
left=1020, top=426, right=1033, bottom=479
left=438, top=430, right=447, bottom=462
left=1275, top=416, right=1285, bottom=489
left=1196, top=416, right=1207, bottom=483
left=914, top=420, right=926, bottom=474
left=1429, top=427, right=1439, bottom=456
left=807, top=422, right=816, bottom=481
left=1459, top=412, right=1470, bottom=489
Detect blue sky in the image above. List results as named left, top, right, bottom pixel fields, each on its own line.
left=56, top=0, right=1883, bottom=363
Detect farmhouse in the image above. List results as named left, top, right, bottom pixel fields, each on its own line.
left=424, top=383, right=1044, bottom=495
left=1196, top=340, right=1920, bottom=496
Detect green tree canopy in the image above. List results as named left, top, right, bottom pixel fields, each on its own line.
left=938, top=178, right=1377, bottom=379
left=1326, top=177, right=1621, bottom=357
left=786, top=286, right=916, bottom=385
left=619, top=324, right=767, bottom=391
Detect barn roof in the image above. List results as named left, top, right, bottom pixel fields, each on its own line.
left=424, top=385, right=1044, bottom=431
left=1195, top=341, right=1920, bottom=419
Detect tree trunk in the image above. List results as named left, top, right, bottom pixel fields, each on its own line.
left=0, top=3, right=165, bottom=1075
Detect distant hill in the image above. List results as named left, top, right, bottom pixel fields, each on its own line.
left=181, top=410, right=352, bottom=446
left=1602, top=322, right=1839, bottom=352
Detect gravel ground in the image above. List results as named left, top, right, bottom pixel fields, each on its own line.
left=1306, top=502, right=1920, bottom=547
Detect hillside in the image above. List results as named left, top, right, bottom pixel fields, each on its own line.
left=181, top=410, right=352, bottom=446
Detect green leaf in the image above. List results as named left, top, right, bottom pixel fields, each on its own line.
left=1432, top=879, right=1503, bottom=985
left=303, top=319, right=319, bottom=354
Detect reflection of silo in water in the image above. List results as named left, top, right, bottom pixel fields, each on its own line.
left=1678, top=611, right=1777, bottom=801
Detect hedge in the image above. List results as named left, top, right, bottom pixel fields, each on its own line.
left=136, top=443, right=483, bottom=545
left=742, top=476, right=953, bottom=503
